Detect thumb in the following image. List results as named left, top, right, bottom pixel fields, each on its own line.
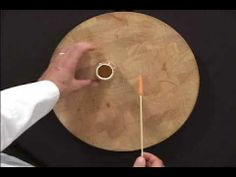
left=73, top=79, right=93, bottom=89
left=133, top=156, right=146, bottom=167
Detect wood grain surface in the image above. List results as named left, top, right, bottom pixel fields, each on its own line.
left=52, top=12, right=200, bottom=151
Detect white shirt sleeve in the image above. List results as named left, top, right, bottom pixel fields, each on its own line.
left=1, top=80, right=60, bottom=151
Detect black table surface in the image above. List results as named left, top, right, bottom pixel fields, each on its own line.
left=1, top=10, right=236, bottom=167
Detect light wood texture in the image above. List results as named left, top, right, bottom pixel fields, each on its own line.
left=53, top=12, right=200, bottom=151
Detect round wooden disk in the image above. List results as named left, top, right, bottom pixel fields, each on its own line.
left=53, top=12, right=200, bottom=151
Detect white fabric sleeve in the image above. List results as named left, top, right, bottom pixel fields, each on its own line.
left=1, top=80, right=60, bottom=151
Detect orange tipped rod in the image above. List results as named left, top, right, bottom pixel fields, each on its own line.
left=139, top=75, right=144, bottom=95
left=138, top=74, right=144, bottom=156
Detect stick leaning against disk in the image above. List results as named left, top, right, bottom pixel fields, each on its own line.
left=139, top=75, right=144, bottom=156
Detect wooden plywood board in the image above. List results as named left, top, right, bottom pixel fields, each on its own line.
left=53, top=12, right=200, bottom=151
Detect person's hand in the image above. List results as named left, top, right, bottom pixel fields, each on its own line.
left=39, top=42, right=96, bottom=98
left=133, top=152, right=164, bottom=167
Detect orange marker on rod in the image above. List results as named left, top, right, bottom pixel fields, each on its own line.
left=139, top=75, right=144, bottom=96
left=139, top=74, right=144, bottom=156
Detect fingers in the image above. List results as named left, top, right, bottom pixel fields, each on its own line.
left=133, top=156, right=146, bottom=167
left=143, top=152, right=164, bottom=167
left=53, top=42, right=95, bottom=71
left=73, top=79, right=92, bottom=89
left=133, top=153, right=164, bottom=168
left=66, top=42, right=95, bottom=66
left=73, top=79, right=99, bottom=89
left=59, top=42, right=95, bottom=55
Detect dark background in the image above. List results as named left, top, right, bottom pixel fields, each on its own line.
left=1, top=10, right=236, bottom=167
